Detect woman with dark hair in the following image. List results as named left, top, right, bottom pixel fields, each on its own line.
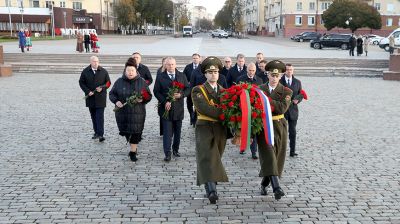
left=109, top=59, right=152, bottom=162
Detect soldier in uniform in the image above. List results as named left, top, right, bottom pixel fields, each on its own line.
left=191, top=57, right=228, bottom=204
left=257, top=60, right=293, bottom=200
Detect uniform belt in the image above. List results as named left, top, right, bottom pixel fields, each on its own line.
left=272, top=114, right=284, bottom=120
left=197, top=114, right=218, bottom=122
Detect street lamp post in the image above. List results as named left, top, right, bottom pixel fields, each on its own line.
left=50, top=3, right=55, bottom=38
left=20, top=7, right=24, bottom=28
left=7, top=1, right=12, bottom=36
left=63, top=11, right=67, bottom=37
left=173, top=2, right=176, bottom=34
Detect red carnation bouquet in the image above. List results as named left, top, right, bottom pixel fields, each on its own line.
left=114, top=88, right=151, bottom=112
left=300, top=89, right=308, bottom=100
left=83, top=81, right=111, bottom=99
left=219, top=83, right=267, bottom=147
left=162, top=81, right=185, bottom=118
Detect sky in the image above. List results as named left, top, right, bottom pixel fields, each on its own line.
left=190, top=0, right=225, bottom=17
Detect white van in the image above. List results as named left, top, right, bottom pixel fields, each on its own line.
left=379, top=28, right=400, bottom=51
left=182, top=26, right=193, bottom=37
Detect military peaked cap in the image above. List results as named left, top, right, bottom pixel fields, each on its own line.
left=265, top=60, right=286, bottom=74
left=201, top=56, right=223, bottom=74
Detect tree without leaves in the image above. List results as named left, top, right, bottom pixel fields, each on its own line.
left=322, top=0, right=381, bottom=32
left=195, top=18, right=213, bottom=31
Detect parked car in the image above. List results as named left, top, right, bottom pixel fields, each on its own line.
left=379, top=28, right=400, bottom=52
left=292, top=32, right=321, bottom=42
left=367, top=34, right=384, bottom=45
left=310, top=33, right=352, bottom=50
left=211, top=30, right=229, bottom=38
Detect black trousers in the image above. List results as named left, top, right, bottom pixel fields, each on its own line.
left=288, top=119, right=297, bottom=154
left=187, top=94, right=194, bottom=122
left=89, top=107, right=105, bottom=137
left=349, top=47, right=355, bottom=56
left=162, top=119, right=182, bottom=155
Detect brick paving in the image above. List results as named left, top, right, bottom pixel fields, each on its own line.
left=1, top=72, right=400, bottom=223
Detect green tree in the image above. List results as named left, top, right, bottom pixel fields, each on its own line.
left=322, top=0, right=381, bottom=32
left=214, top=0, right=235, bottom=30
left=114, top=0, right=136, bottom=29
left=195, top=18, right=213, bottom=31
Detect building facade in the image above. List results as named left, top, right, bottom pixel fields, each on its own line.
left=264, top=0, right=400, bottom=37
left=0, top=0, right=117, bottom=35
left=243, top=0, right=265, bottom=34
left=191, top=5, right=206, bottom=30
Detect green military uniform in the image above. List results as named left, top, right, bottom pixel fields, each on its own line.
left=257, top=82, right=292, bottom=177
left=192, top=82, right=228, bottom=186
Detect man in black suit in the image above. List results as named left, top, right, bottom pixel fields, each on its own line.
left=79, top=56, right=111, bottom=142
left=153, top=57, right=190, bottom=162
left=236, top=63, right=263, bottom=160
left=183, top=53, right=201, bottom=125
left=256, top=59, right=268, bottom=84
left=220, top=57, right=232, bottom=77
left=279, top=64, right=304, bottom=157
left=255, top=52, right=264, bottom=73
left=132, top=52, right=153, bottom=85
left=226, top=53, right=247, bottom=87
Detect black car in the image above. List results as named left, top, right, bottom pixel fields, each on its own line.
left=292, top=32, right=321, bottom=42
left=310, top=34, right=351, bottom=50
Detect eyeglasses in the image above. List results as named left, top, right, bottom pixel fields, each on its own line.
left=225, top=61, right=231, bottom=63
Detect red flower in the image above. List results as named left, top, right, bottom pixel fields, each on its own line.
left=228, top=101, right=234, bottom=107
left=219, top=114, right=225, bottom=120
left=236, top=115, right=242, bottom=121
left=251, top=112, right=257, bottom=118
left=106, top=81, right=111, bottom=88
left=242, top=83, right=248, bottom=89
left=249, top=90, right=256, bottom=98
left=250, top=97, right=254, bottom=104
left=230, top=116, right=236, bottom=122
left=221, top=104, right=227, bottom=110
left=231, top=95, right=238, bottom=101
left=300, top=89, right=308, bottom=100
left=141, top=89, right=151, bottom=101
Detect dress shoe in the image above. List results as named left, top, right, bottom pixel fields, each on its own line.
left=239, top=151, right=245, bottom=155
left=260, top=177, right=270, bottom=196
left=164, top=152, right=171, bottom=162
left=290, top=153, right=298, bottom=157
left=260, top=186, right=267, bottom=195
left=172, top=151, right=181, bottom=157
left=251, top=153, right=258, bottom=160
left=208, top=192, right=218, bottom=204
left=99, top=136, right=105, bottom=142
left=129, top=151, right=138, bottom=162
left=92, top=134, right=99, bottom=139
left=273, top=187, right=285, bottom=200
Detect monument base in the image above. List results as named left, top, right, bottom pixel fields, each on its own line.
left=0, top=64, right=12, bottom=77
left=383, top=71, right=400, bottom=81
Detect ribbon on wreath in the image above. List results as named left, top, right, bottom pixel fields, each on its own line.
left=255, top=88, right=274, bottom=146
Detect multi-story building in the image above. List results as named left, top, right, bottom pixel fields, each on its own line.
left=243, top=0, right=265, bottom=34
left=264, top=0, right=400, bottom=37
left=0, top=0, right=117, bottom=35
left=191, top=5, right=206, bottom=30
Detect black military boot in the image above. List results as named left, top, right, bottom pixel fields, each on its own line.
left=206, top=182, right=218, bottom=204
left=128, top=151, right=138, bottom=162
left=260, top=176, right=270, bottom=195
left=270, top=176, right=285, bottom=200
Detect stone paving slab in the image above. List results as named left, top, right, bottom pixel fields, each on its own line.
left=1, top=73, right=400, bottom=223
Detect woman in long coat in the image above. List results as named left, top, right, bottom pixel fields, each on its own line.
left=18, top=29, right=26, bottom=53
left=356, top=35, right=363, bottom=56
left=109, top=59, right=152, bottom=162
left=76, top=32, right=84, bottom=53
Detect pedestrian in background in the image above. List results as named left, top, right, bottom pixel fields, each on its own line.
left=109, top=59, right=152, bottom=162
left=84, top=32, right=91, bottom=53
left=18, top=29, right=26, bottom=53
left=356, top=35, right=363, bottom=56
left=256, top=59, right=268, bottom=84
left=389, top=35, right=395, bottom=55
left=79, top=56, right=111, bottom=142
left=76, top=31, right=84, bottom=53
left=131, top=52, right=153, bottom=85
left=24, top=28, right=32, bottom=51
left=220, top=57, right=232, bottom=77
left=255, top=52, right=264, bottom=73
left=363, top=36, right=369, bottom=56
left=280, top=64, right=304, bottom=157
left=349, top=34, right=356, bottom=56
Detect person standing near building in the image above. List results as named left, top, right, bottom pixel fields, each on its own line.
left=363, top=36, right=369, bottom=56
left=226, top=53, right=247, bottom=87
left=236, top=63, right=262, bottom=159
left=131, top=52, right=153, bottom=85
left=76, top=31, right=84, bottom=53
left=109, top=59, right=152, bottom=162
left=389, top=35, right=395, bottom=55
left=280, top=64, right=304, bottom=157
left=356, top=35, right=363, bottom=56
left=153, top=57, right=190, bottom=162
left=84, top=32, right=91, bottom=53
left=79, top=56, right=111, bottom=142
left=24, top=28, right=32, bottom=51
left=183, top=53, right=201, bottom=126
left=257, top=60, right=292, bottom=200
left=191, top=56, right=228, bottom=204
left=18, top=29, right=26, bottom=53
left=349, top=34, right=356, bottom=56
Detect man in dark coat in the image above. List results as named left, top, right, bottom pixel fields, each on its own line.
left=226, top=53, right=247, bottom=87
left=236, top=63, right=262, bottom=160
left=153, top=57, right=190, bottom=162
left=220, top=57, right=232, bottom=77
left=256, top=59, right=268, bottom=84
left=255, top=52, right=264, bottom=73
left=79, top=56, right=111, bottom=142
left=183, top=53, right=201, bottom=126
left=257, top=60, right=292, bottom=200
left=349, top=34, right=356, bottom=56
left=132, top=52, right=153, bottom=85
left=192, top=56, right=228, bottom=204
left=280, top=64, right=304, bottom=157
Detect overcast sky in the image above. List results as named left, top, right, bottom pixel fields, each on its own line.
left=190, top=0, right=225, bottom=17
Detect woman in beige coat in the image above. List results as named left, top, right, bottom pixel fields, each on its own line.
left=363, top=36, right=369, bottom=56
left=76, top=32, right=84, bottom=53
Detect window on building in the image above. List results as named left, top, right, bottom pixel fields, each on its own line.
left=295, top=16, right=302, bottom=26
left=308, top=16, right=315, bottom=26
left=320, top=17, right=324, bottom=25
left=387, top=3, right=394, bottom=12
left=73, top=1, right=82, bottom=10
left=309, top=2, right=315, bottom=11
left=5, top=0, right=11, bottom=7
left=374, top=3, right=381, bottom=10
left=30, top=0, right=40, bottom=7
left=321, top=2, right=331, bottom=10
left=45, top=1, right=55, bottom=8
left=296, top=2, right=302, bottom=11
left=387, top=18, right=393, bottom=26
left=60, top=1, right=65, bottom=7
